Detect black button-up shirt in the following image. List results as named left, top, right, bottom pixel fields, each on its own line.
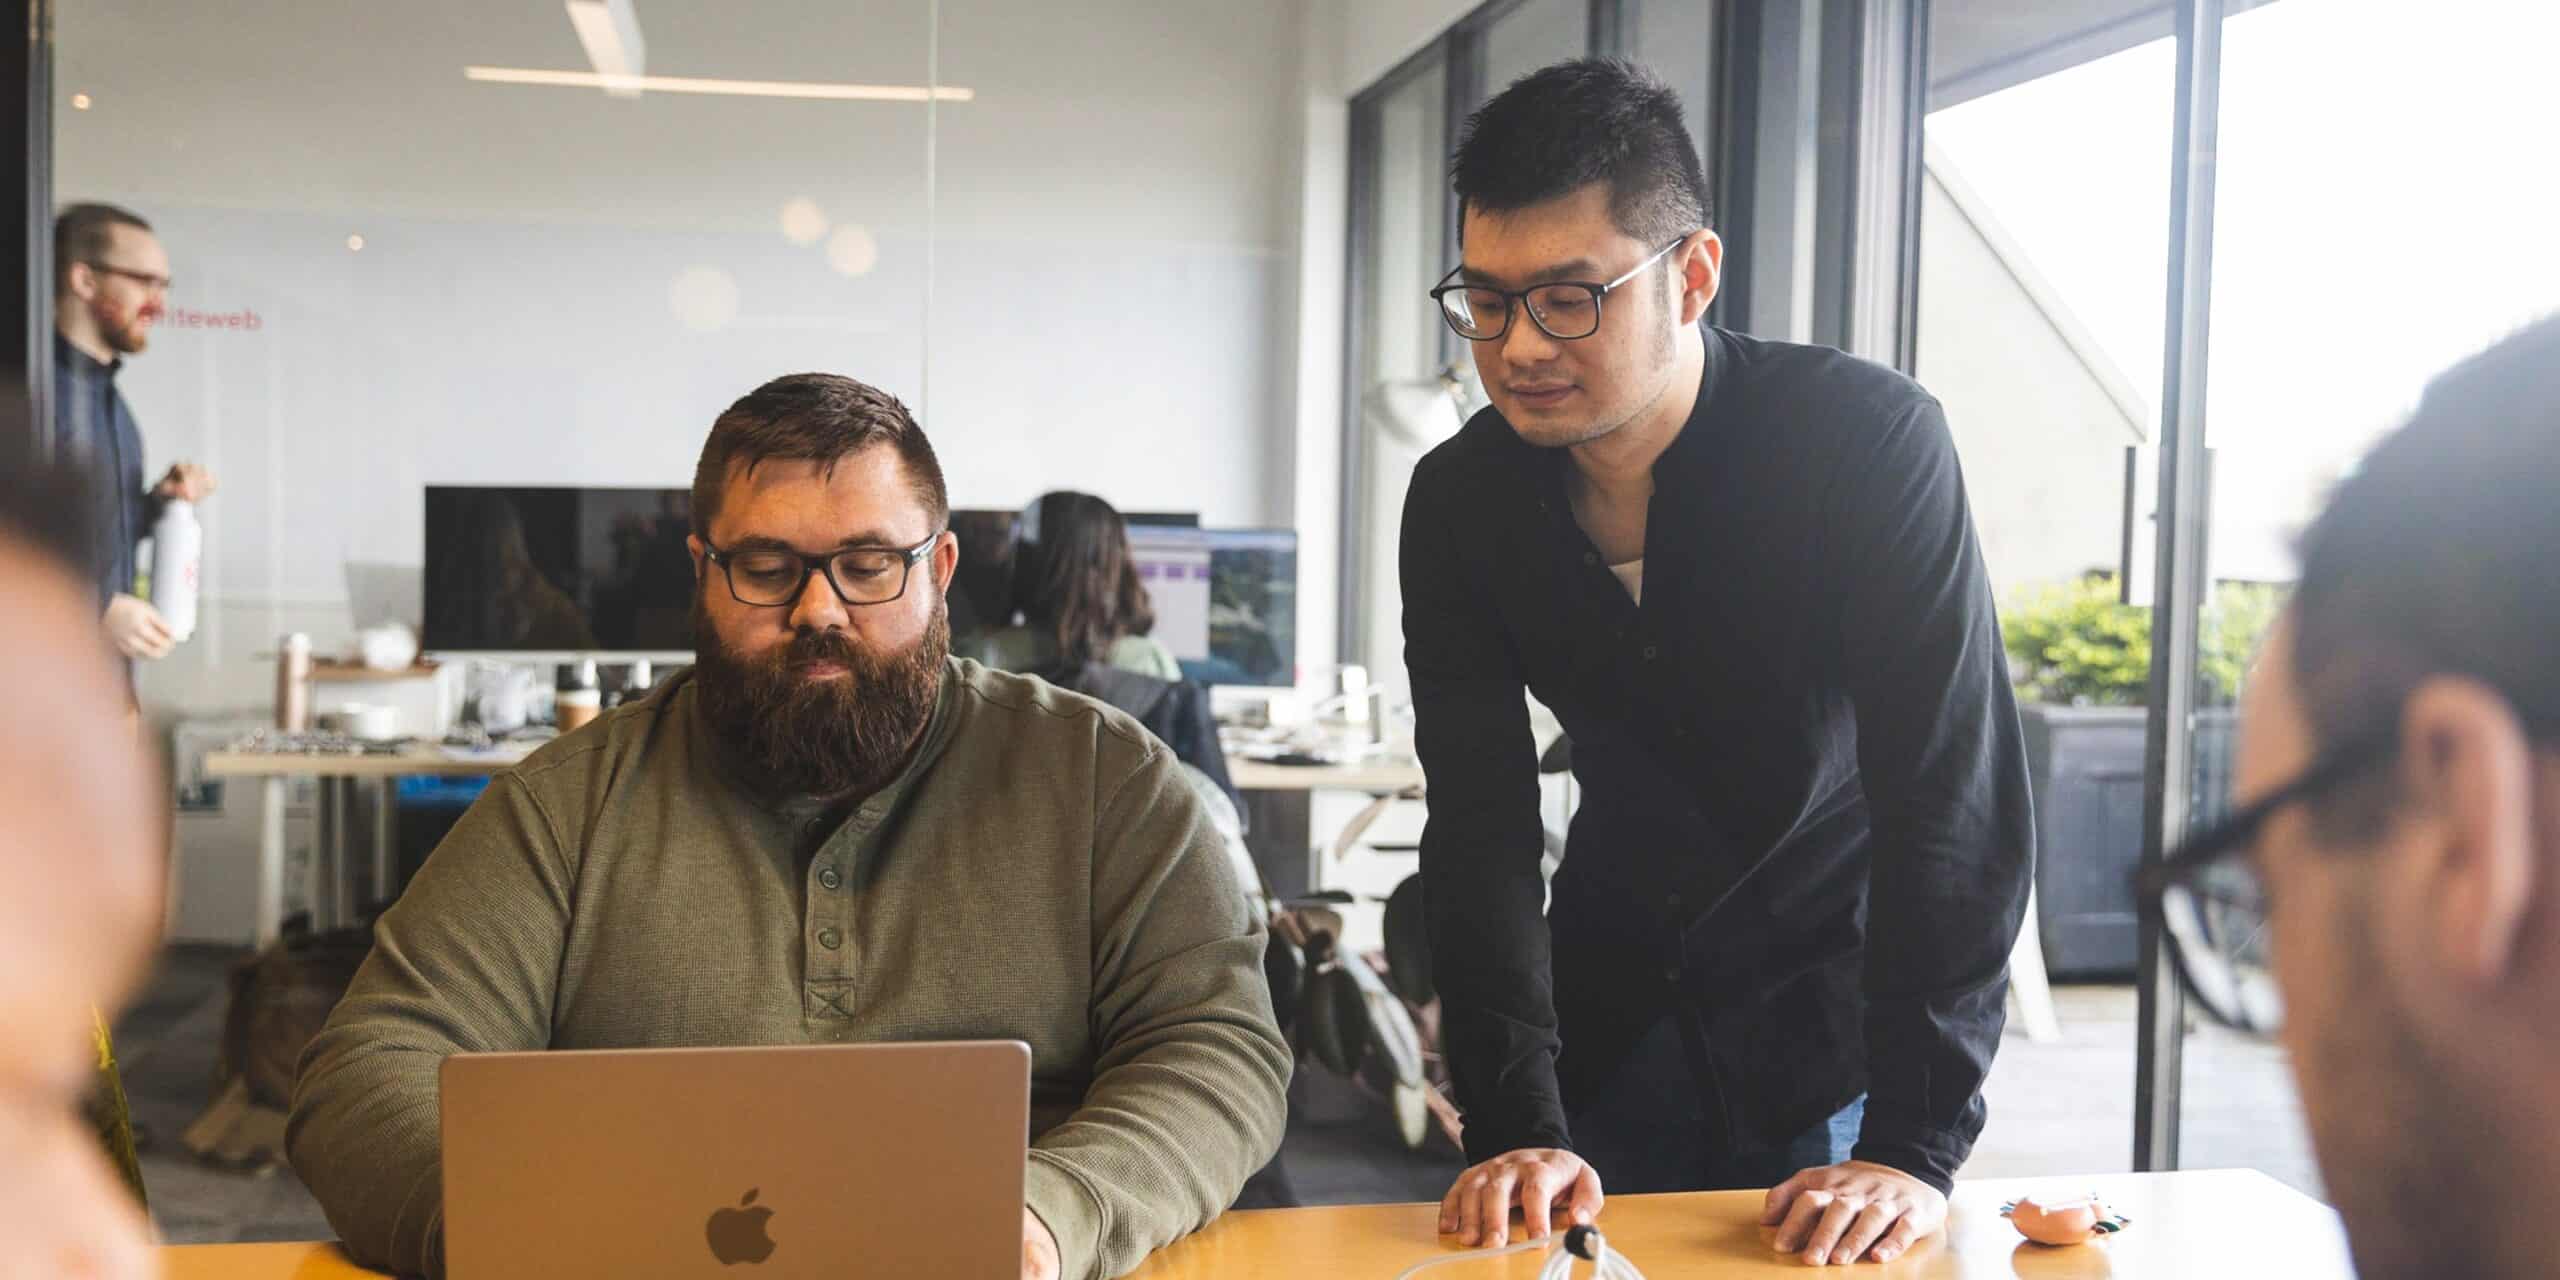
left=50, top=334, right=160, bottom=610
left=1400, top=325, right=2033, bottom=1192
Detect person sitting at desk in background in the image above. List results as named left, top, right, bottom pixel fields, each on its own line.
left=288, top=374, right=1290, bottom=1280
left=976, top=491, right=1183, bottom=681
left=0, top=425, right=166, bottom=1280
left=2151, top=316, right=2560, bottom=1280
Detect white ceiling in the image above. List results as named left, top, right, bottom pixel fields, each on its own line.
left=53, top=1, right=1300, bottom=242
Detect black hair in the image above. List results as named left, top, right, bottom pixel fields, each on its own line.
left=692, top=373, right=949, bottom=540
left=2290, top=313, right=2560, bottom=835
left=1451, top=57, right=1710, bottom=244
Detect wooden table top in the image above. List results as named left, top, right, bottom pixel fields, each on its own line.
left=160, top=1168, right=2347, bottom=1279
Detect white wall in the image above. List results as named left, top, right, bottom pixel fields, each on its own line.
left=1916, top=161, right=2148, bottom=592
left=57, top=0, right=1309, bottom=717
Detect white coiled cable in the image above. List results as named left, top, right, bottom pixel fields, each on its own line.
left=1393, top=1225, right=1648, bottom=1280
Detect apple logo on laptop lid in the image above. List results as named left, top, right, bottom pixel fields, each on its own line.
left=705, top=1188, right=778, bottom=1266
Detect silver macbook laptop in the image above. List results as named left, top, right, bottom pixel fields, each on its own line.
left=441, top=1041, right=1031, bottom=1277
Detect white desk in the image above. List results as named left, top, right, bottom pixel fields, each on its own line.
left=1227, top=753, right=1424, bottom=901
left=203, top=746, right=532, bottom=945
left=1227, top=756, right=1425, bottom=794
left=203, top=745, right=1427, bottom=944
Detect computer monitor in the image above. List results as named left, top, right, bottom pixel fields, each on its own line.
left=421, top=486, right=695, bottom=658
left=1126, top=527, right=1297, bottom=689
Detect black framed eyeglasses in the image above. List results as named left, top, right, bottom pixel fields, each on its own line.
left=86, top=261, right=172, bottom=294
left=1427, top=235, right=1691, bottom=342
left=2135, top=729, right=2398, bottom=1036
left=700, top=532, right=941, bottom=608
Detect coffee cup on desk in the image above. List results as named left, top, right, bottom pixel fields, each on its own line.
left=556, top=688, right=601, bottom=733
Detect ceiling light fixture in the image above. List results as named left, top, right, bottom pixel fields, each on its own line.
left=564, top=0, right=646, bottom=99
left=70, top=92, right=92, bottom=110
left=463, top=66, right=972, bottom=103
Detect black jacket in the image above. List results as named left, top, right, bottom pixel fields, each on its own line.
left=1399, top=326, right=2033, bottom=1191
left=51, top=334, right=161, bottom=610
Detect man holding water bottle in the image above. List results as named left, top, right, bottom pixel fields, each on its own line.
left=51, top=202, right=216, bottom=667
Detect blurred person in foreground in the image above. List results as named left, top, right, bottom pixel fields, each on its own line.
left=2143, top=314, right=2560, bottom=1280
left=0, top=421, right=167, bottom=1278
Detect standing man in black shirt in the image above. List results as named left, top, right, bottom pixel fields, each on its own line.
left=51, top=202, right=215, bottom=667
left=1404, top=60, right=2031, bottom=1268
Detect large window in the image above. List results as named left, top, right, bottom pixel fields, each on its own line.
left=1480, top=0, right=1589, bottom=105
left=2173, top=0, right=2560, bottom=1183
left=1917, top=13, right=2179, bottom=1182
left=1343, top=0, right=1612, bottom=692
left=1925, top=0, right=2560, bottom=1188
left=1347, top=50, right=1452, bottom=691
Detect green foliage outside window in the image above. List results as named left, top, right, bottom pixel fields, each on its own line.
left=2002, top=573, right=2286, bottom=707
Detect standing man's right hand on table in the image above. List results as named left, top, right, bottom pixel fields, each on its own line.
left=1440, top=1148, right=1604, bottom=1248
left=103, top=593, right=173, bottom=660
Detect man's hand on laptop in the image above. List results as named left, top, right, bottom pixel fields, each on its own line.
left=1439, top=1147, right=1604, bottom=1248
left=1021, top=1206, right=1060, bottom=1280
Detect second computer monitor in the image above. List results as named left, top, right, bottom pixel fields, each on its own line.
left=1126, top=526, right=1297, bottom=689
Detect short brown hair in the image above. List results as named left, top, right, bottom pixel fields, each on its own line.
left=54, top=202, right=153, bottom=298
left=690, top=373, right=949, bottom=541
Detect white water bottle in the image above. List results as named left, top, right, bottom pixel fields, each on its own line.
left=150, top=499, right=202, bottom=643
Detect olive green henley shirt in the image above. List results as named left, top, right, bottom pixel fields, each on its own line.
left=286, top=660, right=1289, bottom=1279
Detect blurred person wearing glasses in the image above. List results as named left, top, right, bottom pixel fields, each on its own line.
left=289, top=374, right=1287, bottom=1280
left=1402, top=60, right=2031, bottom=1266
left=2140, top=316, right=2560, bottom=1280
left=0, top=422, right=167, bottom=1279
left=51, top=203, right=216, bottom=670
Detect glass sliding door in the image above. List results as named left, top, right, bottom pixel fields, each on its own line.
left=1918, top=8, right=2179, bottom=1178
left=2168, top=0, right=2560, bottom=1193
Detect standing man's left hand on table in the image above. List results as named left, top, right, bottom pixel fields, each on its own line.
left=152, top=461, right=215, bottom=502
left=1761, top=1161, right=1946, bottom=1266
left=1021, top=1207, right=1060, bottom=1280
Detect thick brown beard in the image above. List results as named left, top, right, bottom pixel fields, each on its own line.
left=693, top=604, right=949, bottom=800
